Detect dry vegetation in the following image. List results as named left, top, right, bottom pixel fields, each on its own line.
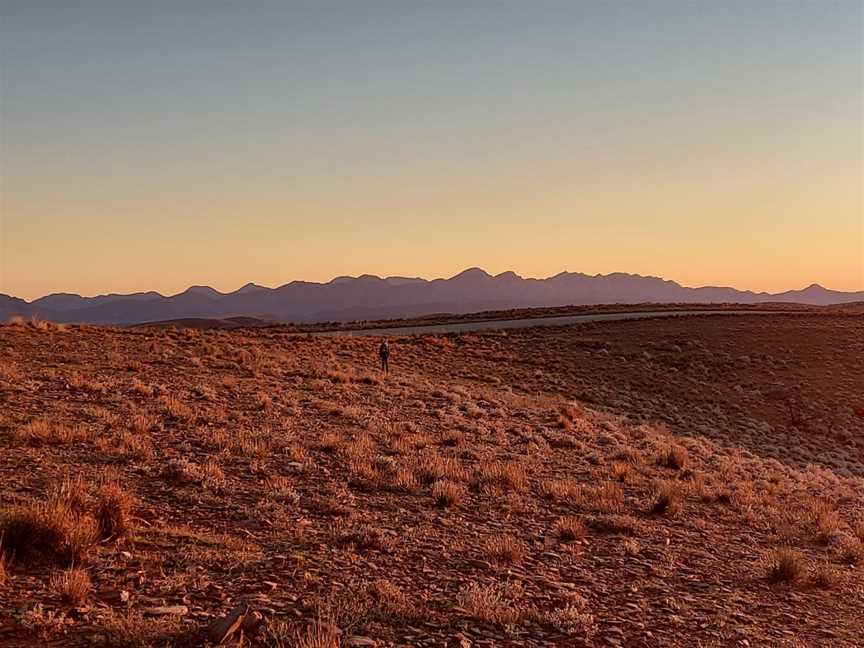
left=0, top=313, right=862, bottom=646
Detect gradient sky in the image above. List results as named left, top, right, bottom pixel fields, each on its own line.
left=1, top=1, right=862, bottom=300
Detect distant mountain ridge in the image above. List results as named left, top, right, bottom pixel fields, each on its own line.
left=2, top=268, right=862, bottom=325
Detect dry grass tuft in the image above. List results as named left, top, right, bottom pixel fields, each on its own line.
left=648, top=480, right=683, bottom=517
left=97, top=431, right=155, bottom=463
left=812, top=562, right=840, bottom=589
left=50, top=566, right=92, bottom=605
left=554, top=516, right=586, bottom=542
left=315, top=432, right=344, bottom=454
left=587, top=514, right=640, bottom=536
left=414, top=454, right=467, bottom=484
left=335, top=524, right=395, bottom=553
left=265, top=476, right=301, bottom=504
left=0, top=499, right=98, bottom=565
left=765, top=547, right=806, bottom=584
left=538, top=480, right=624, bottom=513
left=538, top=478, right=580, bottom=501
left=485, top=533, right=526, bottom=564
left=101, top=609, right=184, bottom=648
left=457, top=582, right=523, bottom=626
left=162, top=457, right=202, bottom=484
left=836, top=535, right=863, bottom=566
left=12, top=420, right=89, bottom=447
left=656, top=444, right=688, bottom=470
left=432, top=480, right=464, bottom=508
left=473, top=460, right=528, bottom=493
left=368, top=579, right=422, bottom=621
left=293, top=610, right=340, bottom=648
left=557, top=401, right=583, bottom=429
left=129, top=412, right=160, bottom=434
left=160, top=394, right=194, bottom=421
left=93, top=482, right=133, bottom=541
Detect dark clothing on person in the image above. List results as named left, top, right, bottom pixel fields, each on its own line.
left=378, top=341, right=390, bottom=373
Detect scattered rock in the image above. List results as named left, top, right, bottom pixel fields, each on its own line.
left=208, top=604, right=249, bottom=644
left=144, top=605, right=188, bottom=617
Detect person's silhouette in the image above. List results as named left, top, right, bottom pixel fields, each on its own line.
left=378, top=340, right=390, bottom=373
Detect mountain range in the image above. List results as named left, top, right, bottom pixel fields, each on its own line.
left=2, top=268, right=862, bottom=326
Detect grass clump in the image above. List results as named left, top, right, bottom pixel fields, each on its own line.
left=0, top=500, right=98, bottom=565
left=554, top=516, right=586, bottom=542
left=648, top=480, right=683, bottom=517
left=432, top=480, right=464, bottom=508
left=656, top=444, right=688, bottom=470
left=51, top=566, right=92, bottom=605
left=485, top=533, right=526, bottom=564
left=94, top=481, right=133, bottom=541
left=765, top=547, right=806, bottom=584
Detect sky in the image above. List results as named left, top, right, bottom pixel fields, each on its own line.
left=0, top=1, right=861, bottom=300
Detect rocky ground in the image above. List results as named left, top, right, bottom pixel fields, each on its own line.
left=0, top=314, right=862, bottom=647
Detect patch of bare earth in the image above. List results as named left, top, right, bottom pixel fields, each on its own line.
left=0, top=314, right=861, bottom=646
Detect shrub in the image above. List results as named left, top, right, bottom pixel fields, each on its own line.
left=255, top=392, right=272, bottom=410
left=557, top=401, right=583, bottom=429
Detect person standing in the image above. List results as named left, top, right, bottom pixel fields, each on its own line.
left=378, top=339, right=390, bottom=373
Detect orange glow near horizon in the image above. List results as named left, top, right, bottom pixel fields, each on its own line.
left=1, top=2, right=861, bottom=300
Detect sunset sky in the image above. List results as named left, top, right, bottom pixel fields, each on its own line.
left=1, top=1, right=861, bottom=300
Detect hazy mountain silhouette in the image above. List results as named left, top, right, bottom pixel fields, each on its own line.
left=2, top=269, right=862, bottom=325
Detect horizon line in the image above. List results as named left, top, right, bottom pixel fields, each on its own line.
left=3, top=267, right=852, bottom=304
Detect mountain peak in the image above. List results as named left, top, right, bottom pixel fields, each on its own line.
left=451, top=267, right=492, bottom=280
left=183, top=286, right=222, bottom=298
left=236, top=282, right=266, bottom=294
left=495, top=271, right=522, bottom=281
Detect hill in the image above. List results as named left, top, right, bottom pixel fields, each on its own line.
left=0, top=313, right=861, bottom=645
left=3, top=269, right=863, bottom=325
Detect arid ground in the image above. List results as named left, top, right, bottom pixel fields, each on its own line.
left=0, top=313, right=862, bottom=647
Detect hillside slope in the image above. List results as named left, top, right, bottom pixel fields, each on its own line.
left=0, top=315, right=862, bottom=646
